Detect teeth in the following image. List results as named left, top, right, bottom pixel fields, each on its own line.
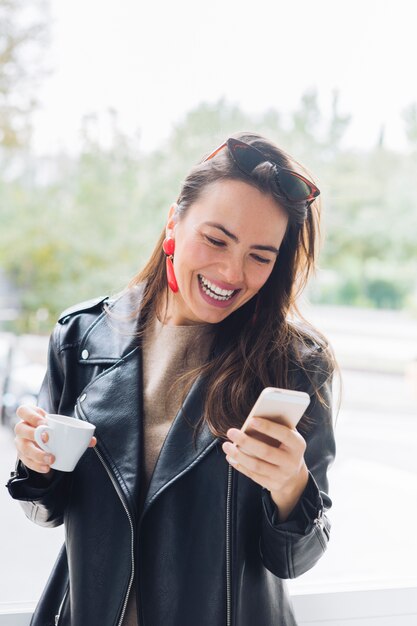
left=200, top=275, right=235, bottom=296
left=199, top=275, right=236, bottom=301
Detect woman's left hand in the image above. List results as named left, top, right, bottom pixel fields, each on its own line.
left=221, top=417, right=309, bottom=522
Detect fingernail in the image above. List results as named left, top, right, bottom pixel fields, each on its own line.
left=44, top=455, right=52, bottom=464
left=41, top=432, right=48, bottom=443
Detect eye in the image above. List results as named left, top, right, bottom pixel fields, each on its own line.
left=205, top=235, right=226, bottom=247
left=251, top=254, right=272, bottom=265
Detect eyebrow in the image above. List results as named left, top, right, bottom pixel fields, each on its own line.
left=203, top=221, right=280, bottom=255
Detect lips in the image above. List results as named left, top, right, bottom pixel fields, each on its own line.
left=197, top=274, right=241, bottom=308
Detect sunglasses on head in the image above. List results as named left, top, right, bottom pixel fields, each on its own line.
left=204, top=138, right=320, bottom=206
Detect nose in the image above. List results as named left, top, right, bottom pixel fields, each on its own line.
left=218, top=253, right=244, bottom=287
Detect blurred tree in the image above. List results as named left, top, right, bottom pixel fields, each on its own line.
left=1, top=94, right=417, bottom=330
left=316, top=139, right=417, bottom=309
left=0, top=110, right=149, bottom=332
left=0, top=0, right=49, bottom=148
left=291, top=89, right=320, bottom=141
left=403, top=103, right=417, bottom=150
left=327, top=90, right=351, bottom=152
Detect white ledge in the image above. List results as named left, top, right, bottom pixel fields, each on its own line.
left=1, top=586, right=417, bottom=626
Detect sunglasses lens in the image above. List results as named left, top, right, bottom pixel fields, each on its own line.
left=230, top=142, right=264, bottom=174
left=226, top=138, right=319, bottom=202
left=278, top=170, right=313, bottom=202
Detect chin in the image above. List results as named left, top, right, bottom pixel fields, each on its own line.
left=196, top=302, right=242, bottom=325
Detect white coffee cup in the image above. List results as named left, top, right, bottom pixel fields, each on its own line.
left=34, top=414, right=96, bottom=472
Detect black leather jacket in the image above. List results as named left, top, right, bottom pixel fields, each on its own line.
left=6, top=286, right=335, bottom=626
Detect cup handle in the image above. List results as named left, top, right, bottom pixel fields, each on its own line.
left=34, top=425, right=52, bottom=453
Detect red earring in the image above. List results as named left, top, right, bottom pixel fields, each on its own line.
left=162, top=237, right=178, bottom=293
left=162, top=237, right=175, bottom=256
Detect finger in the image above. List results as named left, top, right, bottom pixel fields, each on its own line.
left=226, top=423, right=307, bottom=485
left=16, top=405, right=47, bottom=428
left=225, top=428, right=280, bottom=465
left=19, top=458, right=53, bottom=475
left=224, top=447, right=273, bottom=490
left=16, top=438, right=53, bottom=464
left=244, top=418, right=305, bottom=451
left=222, top=440, right=275, bottom=479
left=16, top=440, right=55, bottom=473
left=14, top=420, right=48, bottom=442
left=224, top=436, right=300, bottom=479
left=229, top=464, right=271, bottom=490
left=88, top=436, right=97, bottom=448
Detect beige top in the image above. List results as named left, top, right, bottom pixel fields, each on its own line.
left=122, top=314, right=214, bottom=626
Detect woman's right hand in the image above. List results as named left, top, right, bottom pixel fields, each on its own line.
left=14, top=405, right=56, bottom=476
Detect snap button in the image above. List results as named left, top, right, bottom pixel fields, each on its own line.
left=79, top=393, right=87, bottom=402
left=81, top=349, right=89, bottom=360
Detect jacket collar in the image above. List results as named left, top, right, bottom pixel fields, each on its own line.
left=78, top=285, right=145, bottom=364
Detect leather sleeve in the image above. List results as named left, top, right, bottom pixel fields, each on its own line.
left=5, top=323, right=72, bottom=528
left=259, top=349, right=335, bottom=579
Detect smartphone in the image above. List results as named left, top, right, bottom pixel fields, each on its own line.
left=240, top=387, right=310, bottom=449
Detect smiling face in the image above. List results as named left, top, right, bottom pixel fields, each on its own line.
left=162, top=179, right=289, bottom=325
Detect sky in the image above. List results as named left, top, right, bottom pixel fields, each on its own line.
left=31, top=0, right=417, bottom=155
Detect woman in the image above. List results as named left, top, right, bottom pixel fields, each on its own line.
left=7, top=132, right=336, bottom=626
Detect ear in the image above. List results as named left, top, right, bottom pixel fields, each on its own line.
left=165, top=203, right=179, bottom=238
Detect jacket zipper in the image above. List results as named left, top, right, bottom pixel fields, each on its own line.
left=313, top=509, right=327, bottom=551
left=226, top=464, right=233, bottom=626
left=54, top=585, right=69, bottom=625
left=75, top=405, right=136, bottom=626
left=94, top=445, right=135, bottom=626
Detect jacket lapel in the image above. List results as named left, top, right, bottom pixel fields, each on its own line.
left=77, top=286, right=220, bottom=524
left=75, top=287, right=144, bottom=520
left=140, top=374, right=219, bottom=522
left=77, top=348, right=141, bottom=511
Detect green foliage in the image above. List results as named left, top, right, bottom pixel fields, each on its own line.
left=0, top=0, right=49, bottom=148
left=1, top=94, right=417, bottom=332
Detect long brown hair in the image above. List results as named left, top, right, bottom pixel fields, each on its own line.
left=128, top=131, right=336, bottom=443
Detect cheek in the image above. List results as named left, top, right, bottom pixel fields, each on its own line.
left=248, top=263, right=276, bottom=291
left=177, top=240, right=217, bottom=269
